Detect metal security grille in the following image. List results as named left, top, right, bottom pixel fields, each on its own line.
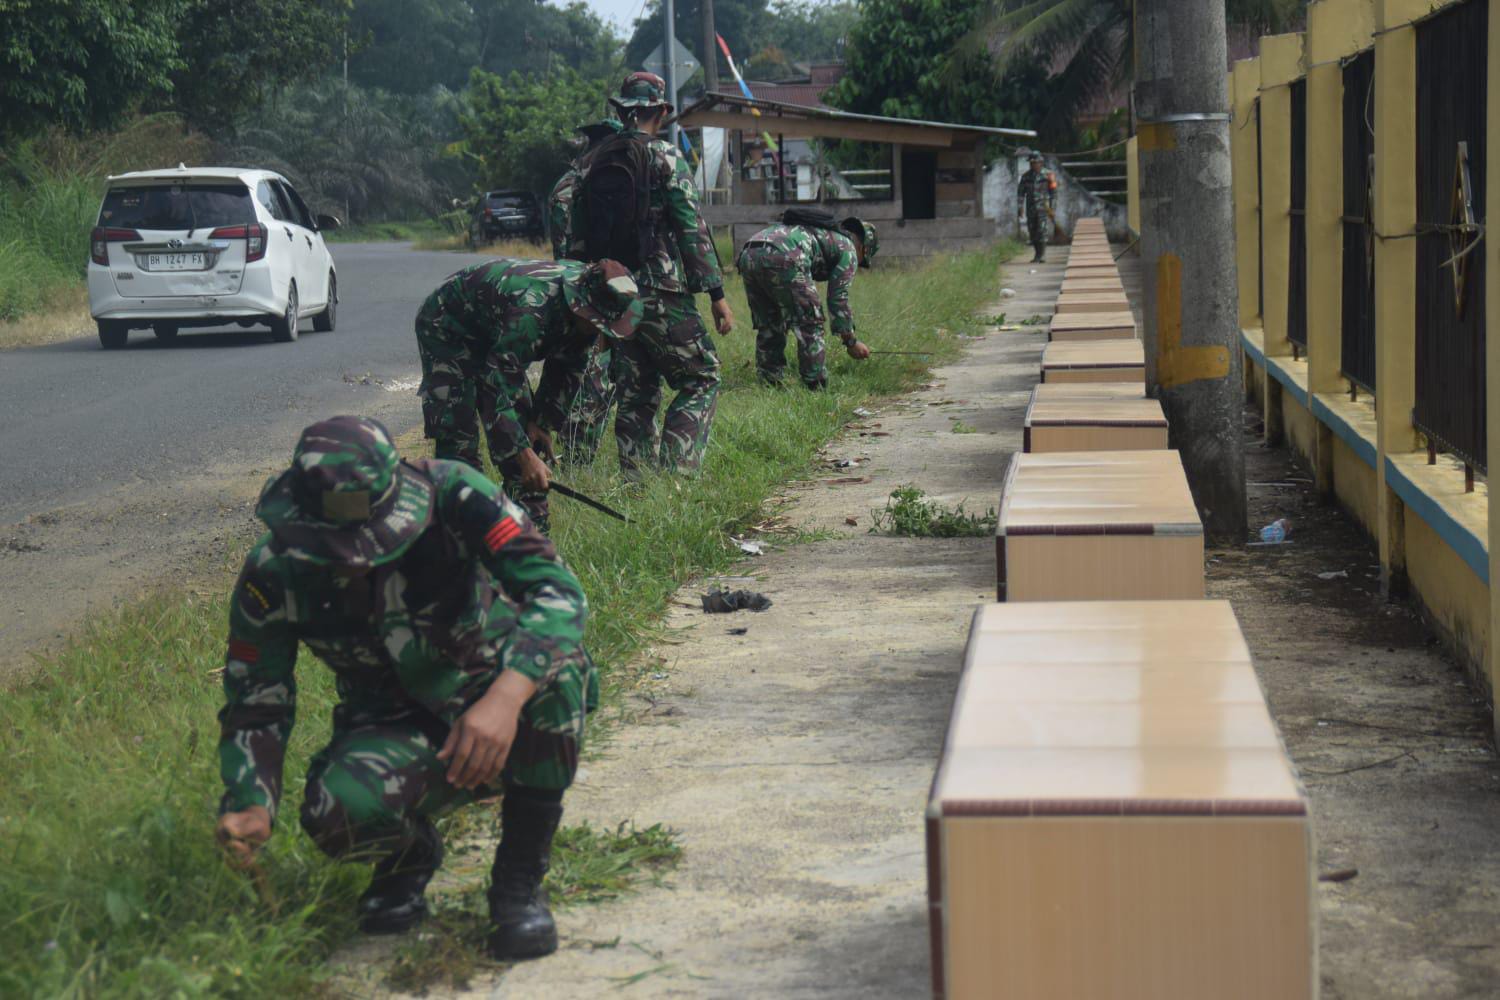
left=1256, top=98, right=1264, bottom=320
left=1341, top=50, right=1376, bottom=393
left=1414, top=0, right=1488, bottom=472
left=1287, top=80, right=1308, bottom=352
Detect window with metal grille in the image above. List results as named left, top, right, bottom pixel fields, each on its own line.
left=1414, top=0, right=1487, bottom=473
left=1287, top=80, right=1308, bottom=352
left=1341, top=50, right=1376, bottom=393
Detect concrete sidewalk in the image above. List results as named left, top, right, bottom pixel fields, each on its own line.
left=460, top=254, right=1063, bottom=997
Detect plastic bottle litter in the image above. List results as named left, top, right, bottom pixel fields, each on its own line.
left=1258, top=518, right=1291, bottom=544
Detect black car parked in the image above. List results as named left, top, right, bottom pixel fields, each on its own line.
left=467, top=189, right=544, bottom=246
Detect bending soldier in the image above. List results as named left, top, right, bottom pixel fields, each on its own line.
left=214, top=416, right=591, bottom=960
left=565, top=71, right=734, bottom=479
left=735, top=211, right=878, bottom=389
left=1016, top=150, right=1058, bottom=263
left=414, top=259, right=643, bottom=530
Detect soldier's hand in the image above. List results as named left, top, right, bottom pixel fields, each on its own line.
left=711, top=298, right=734, bottom=335
left=438, top=670, right=536, bottom=789
left=517, top=448, right=550, bottom=494
left=846, top=340, right=871, bottom=360
left=216, top=806, right=272, bottom=870
left=526, top=421, right=555, bottom=463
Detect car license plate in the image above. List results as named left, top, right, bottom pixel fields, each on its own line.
left=146, top=252, right=206, bottom=271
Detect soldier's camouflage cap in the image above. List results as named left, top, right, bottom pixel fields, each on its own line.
left=563, top=259, right=645, bottom=340
left=256, top=416, right=433, bottom=568
left=612, top=71, right=672, bottom=111
left=842, top=217, right=879, bottom=268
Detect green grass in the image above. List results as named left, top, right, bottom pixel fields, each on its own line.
left=0, top=243, right=1012, bottom=998
left=323, top=219, right=451, bottom=244
left=870, top=485, right=997, bottom=538
left=0, top=171, right=100, bottom=322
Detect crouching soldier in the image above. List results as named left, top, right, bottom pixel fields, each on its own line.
left=735, top=210, right=878, bottom=389
left=415, top=259, right=643, bottom=529
left=215, top=416, right=591, bottom=960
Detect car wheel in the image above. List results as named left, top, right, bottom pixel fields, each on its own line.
left=313, top=272, right=337, bottom=332
left=97, top=321, right=128, bottom=350
left=152, top=322, right=179, bottom=342
left=270, top=283, right=299, bottom=343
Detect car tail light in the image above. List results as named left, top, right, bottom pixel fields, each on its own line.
left=210, top=223, right=268, bottom=262
left=90, top=227, right=140, bottom=265
left=484, top=207, right=493, bottom=219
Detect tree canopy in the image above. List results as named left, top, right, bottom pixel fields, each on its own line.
left=825, top=0, right=1051, bottom=136
left=457, top=68, right=613, bottom=198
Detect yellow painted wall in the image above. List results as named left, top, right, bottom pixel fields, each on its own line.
left=1406, top=509, right=1492, bottom=683
left=1126, top=136, right=1140, bottom=236
left=1331, top=437, right=1380, bottom=539
left=1258, top=33, right=1305, bottom=357
left=1231, top=60, right=1263, bottom=330
left=1280, top=387, right=1320, bottom=462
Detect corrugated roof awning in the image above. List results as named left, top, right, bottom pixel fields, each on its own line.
left=674, top=92, right=1037, bottom=148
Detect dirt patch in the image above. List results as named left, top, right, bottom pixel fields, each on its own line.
left=1215, top=428, right=1500, bottom=999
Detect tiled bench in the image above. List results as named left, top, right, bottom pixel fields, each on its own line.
left=1045, top=313, right=1138, bottom=345
left=995, top=450, right=1202, bottom=601
left=1041, top=338, right=1144, bottom=377
left=1054, top=291, right=1132, bottom=315
left=926, top=600, right=1314, bottom=1000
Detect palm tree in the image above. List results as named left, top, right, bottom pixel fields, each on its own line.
left=963, top=0, right=1304, bottom=144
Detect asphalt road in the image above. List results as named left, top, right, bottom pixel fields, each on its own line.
left=0, top=242, right=487, bottom=524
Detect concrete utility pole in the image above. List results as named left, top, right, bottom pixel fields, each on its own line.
left=664, top=0, right=680, bottom=146
left=1133, top=0, right=1247, bottom=541
left=701, top=0, right=720, bottom=94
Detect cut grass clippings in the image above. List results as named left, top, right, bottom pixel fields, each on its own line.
left=0, top=243, right=1013, bottom=998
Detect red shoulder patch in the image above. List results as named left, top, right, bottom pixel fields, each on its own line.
left=228, top=639, right=260, bottom=664
left=484, top=517, right=522, bottom=552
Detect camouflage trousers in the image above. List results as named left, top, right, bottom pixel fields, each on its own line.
left=416, top=318, right=549, bottom=529
left=1026, top=209, right=1052, bottom=253
left=555, top=346, right=616, bottom=466
left=613, top=289, right=720, bottom=478
left=738, top=244, right=829, bottom=388
left=299, top=656, right=596, bottom=860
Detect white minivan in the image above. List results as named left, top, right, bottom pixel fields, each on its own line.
left=88, top=166, right=339, bottom=349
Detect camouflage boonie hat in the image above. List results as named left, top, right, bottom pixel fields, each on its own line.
left=613, top=71, right=672, bottom=111
left=842, top=217, right=879, bottom=268
left=256, top=416, right=433, bottom=568
left=562, top=259, right=645, bottom=340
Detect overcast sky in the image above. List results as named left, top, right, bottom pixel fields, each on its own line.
left=587, top=0, right=650, bottom=37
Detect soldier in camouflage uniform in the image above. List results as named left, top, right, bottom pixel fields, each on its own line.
left=564, top=72, right=734, bottom=479
left=546, top=118, right=627, bottom=465
left=414, top=259, right=643, bottom=530
left=214, top=416, right=589, bottom=960
left=736, top=215, right=879, bottom=389
left=1016, top=150, right=1058, bottom=263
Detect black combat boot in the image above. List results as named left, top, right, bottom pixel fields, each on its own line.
left=358, top=817, right=444, bottom=934
left=486, top=793, right=564, bottom=960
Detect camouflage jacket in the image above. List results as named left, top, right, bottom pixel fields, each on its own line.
left=218, top=459, right=590, bottom=822
left=417, top=259, right=597, bottom=459
left=1017, top=168, right=1057, bottom=216
left=548, top=119, right=627, bottom=261
left=742, top=223, right=859, bottom=338
left=564, top=129, right=723, bottom=295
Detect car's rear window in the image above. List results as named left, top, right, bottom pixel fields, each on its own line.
left=486, top=195, right=531, bottom=210
left=99, top=183, right=255, bottom=230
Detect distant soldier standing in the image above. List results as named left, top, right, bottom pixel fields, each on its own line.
left=1016, top=150, right=1058, bottom=263
left=214, top=416, right=590, bottom=960
left=414, top=259, right=642, bottom=530
left=547, top=119, right=626, bottom=464
left=735, top=209, right=878, bottom=389
left=564, top=71, right=734, bottom=479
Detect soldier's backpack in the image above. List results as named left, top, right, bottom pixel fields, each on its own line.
left=575, top=132, right=655, bottom=269
left=781, top=206, right=840, bottom=231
